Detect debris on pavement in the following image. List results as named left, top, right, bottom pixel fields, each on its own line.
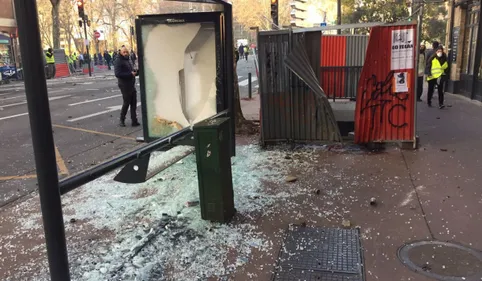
left=185, top=201, right=199, bottom=207
left=286, top=175, right=298, bottom=183
left=4, top=145, right=323, bottom=281
left=370, top=197, right=377, bottom=206
left=342, top=219, right=351, bottom=228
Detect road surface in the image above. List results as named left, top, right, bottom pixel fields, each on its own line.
left=0, top=61, right=259, bottom=206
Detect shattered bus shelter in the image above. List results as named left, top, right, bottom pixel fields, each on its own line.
left=13, top=0, right=234, bottom=280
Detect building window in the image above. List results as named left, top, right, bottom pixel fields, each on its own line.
left=463, top=3, right=480, bottom=75
left=479, top=56, right=482, bottom=80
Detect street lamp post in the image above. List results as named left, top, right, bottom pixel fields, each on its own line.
left=82, top=15, right=92, bottom=77
left=13, top=0, right=71, bottom=280
left=337, top=0, right=342, bottom=34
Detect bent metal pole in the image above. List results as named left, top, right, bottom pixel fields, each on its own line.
left=13, top=0, right=71, bottom=280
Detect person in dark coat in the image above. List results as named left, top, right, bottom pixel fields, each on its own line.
left=235, top=47, right=239, bottom=63
left=238, top=44, right=244, bottom=58
left=114, top=47, right=140, bottom=127
left=98, top=53, right=103, bottom=65
left=104, top=50, right=112, bottom=70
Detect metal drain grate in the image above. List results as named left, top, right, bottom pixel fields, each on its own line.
left=273, top=226, right=365, bottom=281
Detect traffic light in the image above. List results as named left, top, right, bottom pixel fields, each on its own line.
left=77, top=0, right=85, bottom=19
left=270, top=0, right=278, bottom=27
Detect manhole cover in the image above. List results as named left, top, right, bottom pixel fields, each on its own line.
left=398, top=240, right=482, bottom=281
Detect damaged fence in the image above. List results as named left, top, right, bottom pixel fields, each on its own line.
left=258, top=30, right=343, bottom=144
left=258, top=21, right=418, bottom=146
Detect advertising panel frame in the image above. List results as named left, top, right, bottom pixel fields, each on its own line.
left=136, top=11, right=231, bottom=143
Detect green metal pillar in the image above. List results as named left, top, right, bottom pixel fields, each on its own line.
left=193, top=117, right=235, bottom=223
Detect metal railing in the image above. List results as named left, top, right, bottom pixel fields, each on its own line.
left=319, top=66, right=363, bottom=101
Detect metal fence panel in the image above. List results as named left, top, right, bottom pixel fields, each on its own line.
left=259, top=31, right=292, bottom=143
left=259, top=30, right=340, bottom=144
left=345, top=35, right=368, bottom=98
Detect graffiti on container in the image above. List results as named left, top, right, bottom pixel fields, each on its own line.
left=360, top=71, right=409, bottom=129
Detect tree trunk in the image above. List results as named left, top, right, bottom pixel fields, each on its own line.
left=233, top=54, right=258, bottom=135
left=51, top=0, right=61, bottom=49
left=233, top=59, right=246, bottom=126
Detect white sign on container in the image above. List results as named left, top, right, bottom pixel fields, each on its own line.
left=391, top=29, right=414, bottom=70
left=394, top=72, right=409, bottom=93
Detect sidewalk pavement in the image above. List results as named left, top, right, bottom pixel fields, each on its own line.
left=240, top=94, right=260, bottom=121
left=1, top=92, right=482, bottom=280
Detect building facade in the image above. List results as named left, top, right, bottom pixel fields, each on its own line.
left=0, top=0, right=18, bottom=70
left=446, top=0, right=481, bottom=100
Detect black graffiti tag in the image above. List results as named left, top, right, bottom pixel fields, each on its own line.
left=360, top=71, right=409, bottom=129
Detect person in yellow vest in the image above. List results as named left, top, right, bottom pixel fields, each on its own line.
left=67, top=54, right=74, bottom=74
left=426, top=46, right=448, bottom=109
left=45, top=48, right=56, bottom=79
left=71, top=52, right=77, bottom=70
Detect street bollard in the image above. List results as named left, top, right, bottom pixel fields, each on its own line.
left=248, top=72, right=252, bottom=99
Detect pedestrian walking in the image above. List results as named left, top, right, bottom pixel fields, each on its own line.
left=67, top=54, right=75, bottom=74
left=238, top=44, right=244, bottom=59
left=417, top=43, right=426, bottom=102
left=244, top=45, right=249, bottom=61
left=104, top=50, right=112, bottom=70
left=45, top=48, right=56, bottom=79
left=94, top=54, right=98, bottom=65
left=97, top=53, right=103, bottom=65
left=235, top=46, right=239, bottom=63
left=114, top=46, right=140, bottom=127
left=425, top=41, right=440, bottom=89
left=426, top=46, right=448, bottom=109
left=78, top=53, right=84, bottom=68
left=71, top=52, right=77, bottom=70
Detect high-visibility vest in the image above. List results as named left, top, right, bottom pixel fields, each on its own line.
left=67, top=55, right=72, bottom=64
left=45, top=52, right=55, bottom=64
left=71, top=54, right=76, bottom=61
left=427, top=57, right=448, bottom=81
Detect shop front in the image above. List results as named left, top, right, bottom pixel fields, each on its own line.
left=447, top=0, right=482, bottom=101
left=0, top=33, right=18, bottom=80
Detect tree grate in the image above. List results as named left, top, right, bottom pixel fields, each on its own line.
left=272, top=226, right=365, bottom=281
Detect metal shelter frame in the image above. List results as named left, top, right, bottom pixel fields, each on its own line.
left=13, top=0, right=234, bottom=280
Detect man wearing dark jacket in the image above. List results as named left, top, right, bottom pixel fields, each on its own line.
left=115, top=47, right=140, bottom=127
left=104, top=50, right=112, bottom=70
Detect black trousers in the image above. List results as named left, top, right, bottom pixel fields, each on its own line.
left=119, top=82, right=137, bottom=122
left=417, top=76, right=424, bottom=100
left=427, top=78, right=444, bottom=106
